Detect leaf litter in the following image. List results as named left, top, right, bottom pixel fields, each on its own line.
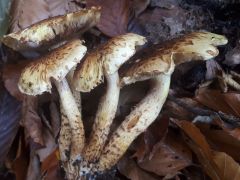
left=1, top=0, right=240, bottom=179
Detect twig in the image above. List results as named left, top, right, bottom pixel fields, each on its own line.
left=167, top=94, right=240, bottom=127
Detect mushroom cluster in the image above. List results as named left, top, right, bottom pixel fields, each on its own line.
left=2, top=7, right=228, bottom=180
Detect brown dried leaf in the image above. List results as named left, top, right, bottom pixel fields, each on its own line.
left=213, top=118, right=240, bottom=141
left=11, top=133, right=29, bottom=180
left=138, top=129, right=192, bottom=176
left=10, top=0, right=83, bottom=32
left=132, top=116, right=169, bottom=161
left=2, top=62, right=29, bottom=101
left=86, top=0, right=130, bottom=37
left=195, top=87, right=240, bottom=117
left=21, top=96, right=44, bottom=147
left=197, top=123, right=240, bottom=162
left=173, top=120, right=223, bottom=180
left=36, top=127, right=57, bottom=162
left=118, top=155, right=158, bottom=180
left=165, top=97, right=202, bottom=120
left=41, top=149, right=63, bottom=180
left=213, top=151, right=240, bottom=180
left=10, top=0, right=50, bottom=32
left=46, top=0, right=82, bottom=17
left=26, top=151, right=40, bottom=180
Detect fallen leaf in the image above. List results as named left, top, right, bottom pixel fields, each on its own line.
left=138, top=129, right=192, bottom=176
left=173, top=119, right=223, bottom=180
left=2, top=62, right=29, bottom=101
left=213, top=118, right=240, bottom=141
left=46, top=0, right=82, bottom=17
left=213, top=151, right=240, bottom=180
left=41, top=149, right=59, bottom=173
left=86, top=0, right=130, bottom=37
left=165, top=97, right=202, bottom=120
left=0, top=86, right=21, bottom=163
left=26, top=150, right=40, bottom=180
left=11, top=132, right=29, bottom=180
left=10, top=0, right=84, bottom=32
left=197, top=123, right=240, bottom=162
left=118, top=155, right=159, bottom=180
left=9, top=0, right=50, bottom=32
left=195, top=87, right=240, bottom=117
left=41, top=149, right=63, bottom=180
left=36, top=127, right=57, bottom=162
left=132, top=116, right=169, bottom=161
left=21, top=96, right=44, bottom=147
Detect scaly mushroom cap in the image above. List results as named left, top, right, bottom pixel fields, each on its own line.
left=120, top=31, right=228, bottom=86
left=18, top=39, right=87, bottom=96
left=2, top=7, right=101, bottom=51
left=73, top=33, right=147, bottom=92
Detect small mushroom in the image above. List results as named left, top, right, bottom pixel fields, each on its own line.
left=2, top=7, right=101, bottom=51
left=96, top=32, right=228, bottom=171
left=18, top=39, right=87, bottom=163
left=73, top=33, right=147, bottom=163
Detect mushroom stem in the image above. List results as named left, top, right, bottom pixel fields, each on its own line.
left=96, top=74, right=171, bottom=171
left=59, top=104, right=72, bottom=162
left=83, top=72, right=120, bottom=162
left=59, top=105, right=78, bottom=180
left=54, top=78, right=85, bottom=162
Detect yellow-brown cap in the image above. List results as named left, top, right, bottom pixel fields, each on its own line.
left=73, top=33, right=147, bottom=92
left=2, top=7, right=101, bottom=51
left=120, top=31, right=228, bottom=86
left=18, top=39, right=87, bottom=96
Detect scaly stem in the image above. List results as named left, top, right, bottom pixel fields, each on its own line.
left=59, top=104, right=72, bottom=162
left=58, top=69, right=83, bottom=179
left=83, top=72, right=120, bottom=162
left=96, top=74, right=171, bottom=171
left=54, top=78, right=85, bottom=162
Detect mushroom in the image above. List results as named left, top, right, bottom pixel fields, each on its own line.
left=2, top=7, right=101, bottom=51
left=58, top=67, right=82, bottom=163
left=18, top=39, right=87, bottom=163
left=95, top=32, right=228, bottom=171
left=73, top=33, right=147, bottom=163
